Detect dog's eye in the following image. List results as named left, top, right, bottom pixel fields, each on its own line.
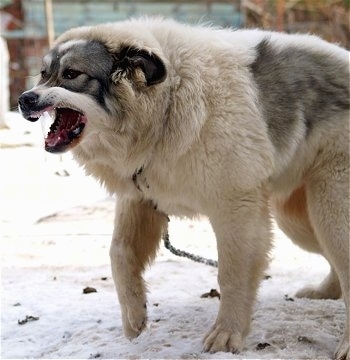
left=63, top=69, right=82, bottom=80
left=40, top=69, right=48, bottom=79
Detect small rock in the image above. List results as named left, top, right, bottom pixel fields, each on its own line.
left=18, top=315, right=39, bottom=325
left=298, top=335, right=313, bottom=343
left=201, top=289, right=221, bottom=299
left=256, top=342, right=271, bottom=350
left=83, top=287, right=97, bottom=294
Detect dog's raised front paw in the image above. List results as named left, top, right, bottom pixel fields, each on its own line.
left=122, top=302, right=147, bottom=339
left=203, top=323, right=243, bottom=353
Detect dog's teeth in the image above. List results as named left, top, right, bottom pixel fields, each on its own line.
left=40, top=111, right=55, bottom=138
left=72, top=128, right=80, bottom=136
left=48, top=109, right=56, bottom=119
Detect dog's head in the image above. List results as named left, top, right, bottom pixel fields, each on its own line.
left=18, top=24, right=167, bottom=154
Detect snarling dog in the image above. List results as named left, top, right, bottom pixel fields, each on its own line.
left=19, top=18, right=349, bottom=359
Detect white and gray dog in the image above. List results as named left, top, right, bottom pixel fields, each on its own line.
left=19, top=18, right=349, bottom=359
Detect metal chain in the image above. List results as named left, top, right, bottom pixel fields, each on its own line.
left=162, top=230, right=218, bottom=267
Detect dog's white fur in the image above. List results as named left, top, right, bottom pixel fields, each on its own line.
left=21, top=18, right=349, bottom=359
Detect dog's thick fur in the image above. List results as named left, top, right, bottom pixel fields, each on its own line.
left=19, top=18, right=349, bottom=359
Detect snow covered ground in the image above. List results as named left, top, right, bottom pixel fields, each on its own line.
left=1, top=113, right=346, bottom=359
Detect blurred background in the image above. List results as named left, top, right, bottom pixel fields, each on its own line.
left=0, top=0, right=349, bottom=120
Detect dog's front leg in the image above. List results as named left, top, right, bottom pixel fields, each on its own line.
left=204, top=192, right=271, bottom=353
left=110, top=198, right=168, bottom=339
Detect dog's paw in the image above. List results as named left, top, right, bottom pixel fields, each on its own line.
left=296, top=285, right=340, bottom=300
left=334, top=336, right=349, bottom=360
left=296, top=286, right=325, bottom=299
left=203, top=323, right=243, bottom=353
left=122, top=302, right=147, bottom=339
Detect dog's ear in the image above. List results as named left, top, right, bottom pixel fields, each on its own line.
left=112, top=47, right=166, bottom=86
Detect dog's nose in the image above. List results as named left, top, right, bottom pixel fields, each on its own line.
left=18, top=92, right=39, bottom=111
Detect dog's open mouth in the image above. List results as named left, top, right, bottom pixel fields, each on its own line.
left=40, top=108, right=87, bottom=153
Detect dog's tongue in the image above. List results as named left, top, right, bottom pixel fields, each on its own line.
left=46, top=128, right=69, bottom=148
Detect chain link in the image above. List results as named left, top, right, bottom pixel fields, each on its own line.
left=162, top=230, right=218, bottom=267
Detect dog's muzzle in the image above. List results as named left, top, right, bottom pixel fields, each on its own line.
left=18, top=92, right=41, bottom=121
left=18, top=91, right=87, bottom=153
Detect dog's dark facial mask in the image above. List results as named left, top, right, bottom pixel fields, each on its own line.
left=41, top=40, right=114, bottom=105
left=18, top=39, right=167, bottom=154
left=18, top=40, right=114, bottom=153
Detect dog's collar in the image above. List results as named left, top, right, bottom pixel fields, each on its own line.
left=132, top=166, right=160, bottom=211
left=132, top=166, right=144, bottom=192
left=132, top=165, right=151, bottom=192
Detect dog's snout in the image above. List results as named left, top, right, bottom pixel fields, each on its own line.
left=18, top=92, right=39, bottom=111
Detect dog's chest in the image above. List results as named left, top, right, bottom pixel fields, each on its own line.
left=131, top=165, right=202, bottom=217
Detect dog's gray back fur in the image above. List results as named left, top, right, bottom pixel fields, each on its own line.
left=251, top=38, right=349, bottom=150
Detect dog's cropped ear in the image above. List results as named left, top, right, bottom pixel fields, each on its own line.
left=111, top=47, right=166, bottom=86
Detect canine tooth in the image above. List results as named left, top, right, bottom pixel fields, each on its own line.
left=72, top=128, right=81, bottom=136
left=48, top=109, right=56, bottom=119
left=40, top=111, right=55, bottom=138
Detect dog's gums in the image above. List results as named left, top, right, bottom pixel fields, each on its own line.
left=43, top=108, right=87, bottom=153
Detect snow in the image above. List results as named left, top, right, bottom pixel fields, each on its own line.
left=1, top=113, right=345, bottom=359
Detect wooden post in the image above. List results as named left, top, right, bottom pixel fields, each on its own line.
left=44, top=0, right=55, bottom=47
left=276, top=0, right=285, bottom=31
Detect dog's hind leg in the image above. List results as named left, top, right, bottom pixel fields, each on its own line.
left=272, top=186, right=342, bottom=300
left=109, top=198, right=168, bottom=339
left=305, top=153, right=349, bottom=360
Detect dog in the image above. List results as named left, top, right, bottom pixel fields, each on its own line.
left=19, top=18, right=349, bottom=359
